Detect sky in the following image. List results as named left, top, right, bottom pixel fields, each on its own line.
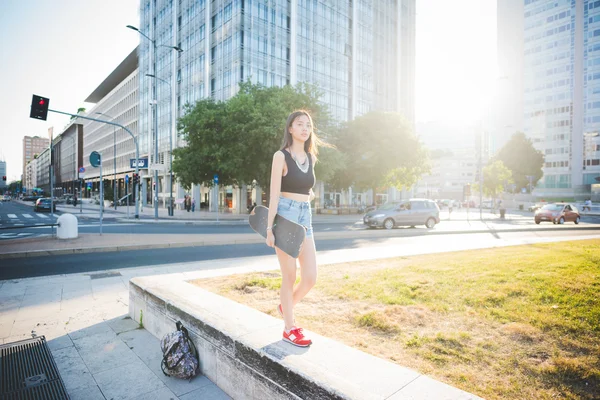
left=0, top=0, right=497, bottom=182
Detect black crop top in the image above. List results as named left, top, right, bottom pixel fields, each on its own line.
left=280, top=150, right=315, bottom=195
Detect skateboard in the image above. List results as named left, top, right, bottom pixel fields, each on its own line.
left=248, top=205, right=306, bottom=258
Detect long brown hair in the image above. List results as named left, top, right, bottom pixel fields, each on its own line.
left=280, top=110, right=329, bottom=161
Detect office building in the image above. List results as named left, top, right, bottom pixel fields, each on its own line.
left=135, top=0, right=416, bottom=210
left=22, top=136, right=49, bottom=190
left=82, top=48, right=140, bottom=203
left=0, top=161, right=6, bottom=190
left=498, top=0, right=600, bottom=197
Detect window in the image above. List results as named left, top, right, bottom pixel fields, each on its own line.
left=224, top=3, right=232, bottom=22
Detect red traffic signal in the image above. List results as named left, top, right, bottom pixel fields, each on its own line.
left=2, top=176, right=6, bottom=181
left=30, top=94, right=50, bottom=121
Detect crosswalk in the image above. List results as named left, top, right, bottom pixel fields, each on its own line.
left=1, top=213, right=57, bottom=227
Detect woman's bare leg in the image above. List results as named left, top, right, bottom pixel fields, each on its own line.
left=276, top=247, right=297, bottom=330
left=293, top=237, right=317, bottom=306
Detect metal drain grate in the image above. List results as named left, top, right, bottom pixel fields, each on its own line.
left=0, top=336, right=69, bottom=399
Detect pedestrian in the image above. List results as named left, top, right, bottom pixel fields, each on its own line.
left=192, top=198, right=196, bottom=212
left=185, top=195, right=191, bottom=212
left=73, top=194, right=78, bottom=207
left=265, top=110, right=332, bottom=347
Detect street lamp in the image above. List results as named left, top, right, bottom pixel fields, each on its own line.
left=146, top=73, right=175, bottom=216
left=127, top=24, right=182, bottom=219
left=96, top=112, right=118, bottom=209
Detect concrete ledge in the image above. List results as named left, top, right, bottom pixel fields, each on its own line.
left=129, top=274, right=482, bottom=400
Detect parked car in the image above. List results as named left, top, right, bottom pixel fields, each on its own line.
left=34, top=198, right=57, bottom=213
left=1, top=195, right=10, bottom=202
left=534, top=203, right=580, bottom=224
left=363, top=199, right=440, bottom=229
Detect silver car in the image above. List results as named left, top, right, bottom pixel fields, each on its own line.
left=363, top=199, right=441, bottom=229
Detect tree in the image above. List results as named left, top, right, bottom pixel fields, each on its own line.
left=494, top=132, right=544, bottom=192
left=70, top=107, right=86, bottom=122
left=478, top=160, right=512, bottom=200
left=332, top=111, right=429, bottom=195
left=173, top=82, right=336, bottom=199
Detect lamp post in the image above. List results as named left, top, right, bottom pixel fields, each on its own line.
left=146, top=73, right=175, bottom=216
left=96, top=112, right=118, bottom=209
left=127, top=25, right=182, bottom=219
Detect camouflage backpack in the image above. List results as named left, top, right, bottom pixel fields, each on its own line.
left=160, top=321, right=199, bottom=379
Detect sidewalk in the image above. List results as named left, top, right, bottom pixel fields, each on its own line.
left=2, top=232, right=600, bottom=399
left=2, top=218, right=599, bottom=259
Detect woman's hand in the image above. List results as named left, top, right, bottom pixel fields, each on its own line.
left=266, top=230, right=275, bottom=248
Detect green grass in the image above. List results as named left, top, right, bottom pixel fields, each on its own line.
left=196, top=240, right=600, bottom=399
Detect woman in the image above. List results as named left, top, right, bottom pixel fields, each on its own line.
left=266, top=110, right=326, bottom=347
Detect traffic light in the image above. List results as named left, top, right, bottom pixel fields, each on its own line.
left=30, top=95, right=50, bottom=121
left=132, top=173, right=138, bottom=186
left=2, top=176, right=6, bottom=181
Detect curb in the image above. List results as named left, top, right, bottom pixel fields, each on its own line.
left=1, top=225, right=599, bottom=260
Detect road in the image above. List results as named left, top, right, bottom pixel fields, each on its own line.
left=1, top=228, right=599, bottom=280
left=2, top=200, right=600, bottom=239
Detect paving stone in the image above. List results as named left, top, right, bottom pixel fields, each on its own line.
left=107, top=315, right=139, bottom=334
left=179, top=383, right=232, bottom=400
left=130, top=386, right=180, bottom=400
left=47, top=333, right=74, bottom=352
left=72, top=324, right=139, bottom=374
left=94, top=358, right=167, bottom=400
left=146, top=354, right=213, bottom=397
left=67, top=384, right=107, bottom=400
left=51, top=345, right=96, bottom=393
left=15, top=301, right=61, bottom=322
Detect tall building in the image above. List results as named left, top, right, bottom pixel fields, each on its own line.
left=22, top=136, right=49, bottom=189
left=135, top=0, right=416, bottom=210
left=82, top=48, right=139, bottom=202
left=495, top=0, right=524, bottom=153
left=498, top=0, right=600, bottom=197
left=0, top=160, right=6, bottom=190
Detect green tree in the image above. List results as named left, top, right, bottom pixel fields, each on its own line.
left=494, top=132, right=544, bottom=192
left=332, top=111, right=429, bottom=195
left=479, top=160, right=513, bottom=200
left=70, top=107, right=86, bottom=122
left=173, top=82, right=336, bottom=198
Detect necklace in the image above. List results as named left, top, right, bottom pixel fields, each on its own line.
left=290, top=150, right=309, bottom=173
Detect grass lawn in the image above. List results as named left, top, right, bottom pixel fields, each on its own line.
left=192, top=240, right=600, bottom=400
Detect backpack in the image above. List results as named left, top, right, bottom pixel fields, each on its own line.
left=160, top=321, right=200, bottom=379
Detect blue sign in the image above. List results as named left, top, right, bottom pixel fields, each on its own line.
left=214, top=174, right=219, bottom=184
left=130, top=158, right=149, bottom=169
left=79, top=167, right=85, bottom=173
left=22, top=188, right=26, bottom=193
left=125, top=175, right=129, bottom=183
left=87, top=182, right=92, bottom=188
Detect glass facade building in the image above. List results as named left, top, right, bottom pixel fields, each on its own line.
left=136, top=0, right=416, bottom=206
left=517, top=0, right=600, bottom=193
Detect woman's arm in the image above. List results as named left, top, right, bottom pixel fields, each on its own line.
left=267, top=151, right=285, bottom=234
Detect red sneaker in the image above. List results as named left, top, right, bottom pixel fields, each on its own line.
left=283, top=327, right=312, bottom=347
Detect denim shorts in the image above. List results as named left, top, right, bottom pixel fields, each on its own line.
left=277, top=196, right=313, bottom=237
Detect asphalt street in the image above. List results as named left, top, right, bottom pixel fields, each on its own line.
left=1, top=229, right=599, bottom=280
left=2, top=200, right=600, bottom=239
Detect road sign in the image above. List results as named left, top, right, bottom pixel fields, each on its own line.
left=79, top=173, right=85, bottom=179
left=214, top=174, right=219, bottom=184
left=125, top=175, right=129, bottom=183
left=87, top=182, right=92, bottom=190
left=79, top=167, right=85, bottom=173
left=90, top=151, right=101, bottom=167
left=130, top=158, right=149, bottom=169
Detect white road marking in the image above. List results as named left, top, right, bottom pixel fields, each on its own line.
left=8, top=214, right=17, bottom=219
left=22, top=214, right=33, bottom=219
left=36, top=213, right=49, bottom=218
